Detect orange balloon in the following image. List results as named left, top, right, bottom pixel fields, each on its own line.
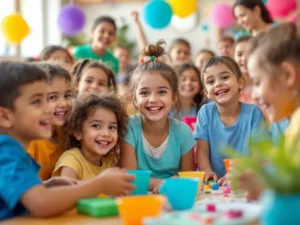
left=1, top=13, right=30, bottom=44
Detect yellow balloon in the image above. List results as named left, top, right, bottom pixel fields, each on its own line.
left=169, top=0, right=197, bottom=18
left=1, top=13, right=30, bottom=44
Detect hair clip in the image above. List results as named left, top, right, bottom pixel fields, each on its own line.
left=140, top=56, right=156, bottom=64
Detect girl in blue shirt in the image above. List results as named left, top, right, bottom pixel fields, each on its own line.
left=120, top=41, right=195, bottom=191
left=195, top=56, right=267, bottom=183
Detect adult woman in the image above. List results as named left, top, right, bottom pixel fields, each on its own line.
left=233, top=0, right=273, bottom=37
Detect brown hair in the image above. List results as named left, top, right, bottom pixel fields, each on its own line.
left=71, top=59, right=117, bottom=92
left=195, top=49, right=215, bottom=58
left=40, top=45, right=73, bottom=63
left=130, top=40, right=178, bottom=100
left=201, top=56, right=243, bottom=86
left=169, top=38, right=191, bottom=53
left=63, top=93, right=128, bottom=152
left=173, top=63, right=206, bottom=112
left=235, top=35, right=252, bottom=46
left=219, top=36, right=235, bottom=45
left=248, top=21, right=300, bottom=73
left=36, top=62, right=71, bottom=83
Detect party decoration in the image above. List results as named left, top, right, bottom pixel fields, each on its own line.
left=201, top=24, right=210, bottom=32
left=290, top=15, right=296, bottom=24
left=1, top=13, right=29, bottom=44
left=171, top=12, right=198, bottom=32
left=143, top=0, right=173, bottom=29
left=262, top=0, right=268, bottom=3
left=266, top=0, right=297, bottom=19
left=210, top=3, right=234, bottom=29
left=58, top=4, right=85, bottom=36
left=169, top=0, right=197, bottom=18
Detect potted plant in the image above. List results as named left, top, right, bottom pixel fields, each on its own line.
left=225, top=136, right=300, bottom=225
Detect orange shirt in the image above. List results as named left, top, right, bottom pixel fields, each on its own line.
left=27, top=140, right=63, bottom=180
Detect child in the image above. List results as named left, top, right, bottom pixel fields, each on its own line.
left=72, top=16, right=119, bottom=74
left=217, top=36, right=234, bottom=58
left=113, top=45, right=134, bottom=84
left=0, top=62, right=134, bottom=220
left=194, top=49, right=215, bottom=72
left=170, top=63, right=205, bottom=121
left=195, top=56, right=267, bottom=182
left=237, top=21, right=300, bottom=200
left=72, top=59, right=117, bottom=97
left=40, top=45, right=73, bottom=68
left=27, top=63, right=72, bottom=180
left=120, top=41, right=195, bottom=191
left=169, top=38, right=191, bottom=65
left=53, top=93, right=127, bottom=180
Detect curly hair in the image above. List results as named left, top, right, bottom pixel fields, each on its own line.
left=63, top=93, right=128, bottom=152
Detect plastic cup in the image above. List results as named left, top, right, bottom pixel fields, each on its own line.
left=118, top=195, right=165, bottom=225
left=128, top=170, right=151, bottom=195
left=178, top=171, right=205, bottom=199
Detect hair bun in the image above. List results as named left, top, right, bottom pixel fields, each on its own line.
left=142, top=40, right=166, bottom=58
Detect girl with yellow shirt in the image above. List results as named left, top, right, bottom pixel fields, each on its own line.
left=53, top=93, right=127, bottom=180
left=236, top=20, right=300, bottom=200
left=27, top=63, right=72, bottom=180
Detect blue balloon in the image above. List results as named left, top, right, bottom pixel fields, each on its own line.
left=143, top=0, right=173, bottom=29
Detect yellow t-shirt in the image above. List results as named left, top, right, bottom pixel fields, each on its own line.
left=52, top=148, right=116, bottom=180
left=27, top=140, right=62, bottom=181
left=285, top=107, right=300, bottom=148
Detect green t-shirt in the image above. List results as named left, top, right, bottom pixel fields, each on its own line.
left=74, top=44, right=119, bottom=75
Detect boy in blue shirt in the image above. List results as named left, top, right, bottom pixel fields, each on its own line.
left=0, top=62, right=134, bottom=220
left=195, top=57, right=267, bottom=182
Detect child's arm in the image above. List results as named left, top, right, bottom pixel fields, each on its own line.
left=131, top=11, right=148, bottom=53
left=60, top=167, right=79, bottom=180
left=180, top=149, right=195, bottom=171
left=196, top=139, right=218, bottom=181
left=21, top=168, right=135, bottom=218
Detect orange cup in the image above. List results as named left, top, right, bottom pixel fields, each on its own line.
left=178, top=171, right=205, bottom=199
left=224, top=159, right=236, bottom=173
left=118, top=195, right=165, bottom=225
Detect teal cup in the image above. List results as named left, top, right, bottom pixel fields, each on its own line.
left=128, top=170, right=152, bottom=195
left=159, top=178, right=199, bottom=210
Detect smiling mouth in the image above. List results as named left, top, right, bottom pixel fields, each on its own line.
left=54, top=111, right=68, bottom=119
left=40, top=119, right=51, bottom=129
left=215, top=89, right=229, bottom=96
left=95, top=140, right=111, bottom=148
left=146, top=106, right=163, bottom=113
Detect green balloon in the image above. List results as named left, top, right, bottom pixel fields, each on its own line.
left=262, top=0, right=268, bottom=3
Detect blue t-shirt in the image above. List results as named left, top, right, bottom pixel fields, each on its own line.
left=169, top=105, right=198, bottom=122
left=125, top=115, right=196, bottom=178
left=269, top=118, right=290, bottom=143
left=194, top=102, right=267, bottom=178
left=0, top=135, right=42, bottom=220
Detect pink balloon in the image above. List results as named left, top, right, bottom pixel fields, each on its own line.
left=290, top=15, right=296, bottom=24
left=210, top=3, right=234, bottom=29
left=266, top=0, right=297, bottom=19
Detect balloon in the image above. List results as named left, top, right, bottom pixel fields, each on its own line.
left=262, top=0, right=268, bottom=3
left=143, top=0, right=173, bottom=29
left=290, top=15, right=296, bottom=24
left=266, top=0, right=297, bottom=19
left=169, top=0, right=197, bottom=18
left=201, top=24, right=210, bottom=32
left=210, top=3, right=234, bottom=29
left=171, top=12, right=198, bottom=32
left=58, top=4, right=85, bottom=36
left=1, top=13, right=29, bottom=44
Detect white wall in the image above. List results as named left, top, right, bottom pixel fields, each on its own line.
left=78, top=0, right=231, bottom=56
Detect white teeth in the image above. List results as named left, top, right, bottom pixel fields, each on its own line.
left=55, top=111, right=66, bottom=116
left=216, top=90, right=228, bottom=95
left=148, top=107, right=161, bottom=111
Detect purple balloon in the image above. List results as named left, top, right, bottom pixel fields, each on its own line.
left=58, top=4, right=85, bottom=36
left=210, top=3, right=234, bottom=29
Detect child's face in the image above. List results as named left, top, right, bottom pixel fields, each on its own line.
left=114, top=48, right=131, bottom=71
left=77, top=108, right=118, bottom=157
left=6, top=81, right=52, bottom=144
left=195, top=52, right=213, bottom=71
left=77, top=68, right=109, bottom=96
left=234, top=41, right=249, bottom=74
left=91, top=22, right=116, bottom=50
left=47, top=77, right=72, bottom=127
left=48, top=50, right=72, bottom=67
left=135, top=72, right=174, bottom=122
left=248, top=53, right=296, bottom=122
left=203, top=64, right=243, bottom=106
left=179, top=68, right=201, bottom=99
left=234, top=5, right=259, bottom=32
left=218, top=41, right=234, bottom=57
left=169, top=43, right=190, bottom=65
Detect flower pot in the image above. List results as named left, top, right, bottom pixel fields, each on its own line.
left=260, top=190, right=300, bottom=225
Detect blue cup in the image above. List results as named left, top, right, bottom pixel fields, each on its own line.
left=159, top=178, right=199, bottom=210
left=128, top=170, right=152, bottom=195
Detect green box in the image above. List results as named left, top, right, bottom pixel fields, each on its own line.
left=77, top=197, right=119, bottom=217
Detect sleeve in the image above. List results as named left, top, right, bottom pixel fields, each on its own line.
left=52, top=151, right=82, bottom=178
left=124, top=119, right=137, bottom=149
left=0, top=137, right=42, bottom=210
left=26, top=141, right=38, bottom=160
left=251, top=107, right=270, bottom=141
left=194, top=105, right=209, bottom=141
left=180, top=123, right=196, bottom=156
left=113, top=58, right=119, bottom=75
left=73, top=45, right=84, bottom=60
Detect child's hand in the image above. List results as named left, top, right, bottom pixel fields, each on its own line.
left=204, top=171, right=218, bottom=182
left=44, top=177, right=78, bottom=188
left=218, top=176, right=226, bottom=186
left=97, top=168, right=135, bottom=196
left=131, top=11, right=139, bottom=22
left=152, top=180, right=164, bottom=194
